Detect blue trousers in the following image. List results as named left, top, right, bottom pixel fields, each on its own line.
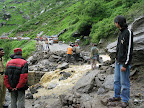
left=114, top=61, right=131, bottom=103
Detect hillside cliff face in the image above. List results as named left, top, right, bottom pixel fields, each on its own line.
left=0, top=0, right=144, bottom=43
left=0, top=0, right=144, bottom=64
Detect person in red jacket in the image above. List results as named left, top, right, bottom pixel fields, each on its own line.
left=4, top=48, right=28, bottom=108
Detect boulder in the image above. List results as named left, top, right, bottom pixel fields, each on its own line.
left=27, top=56, right=37, bottom=65
left=103, top=74, right=114, bottom=90
left=59, top=71, right=72, bottom=80
left=47, top=82, right=57, bottom=89
left=57, top=62, right=69, bottom=70
left=49, top=55, right=62, bottom=62
left=73, top=70, right=100, bottom=93
left=25, top=93, right=33, bottom=99
left=37, top=59, right=52, bottom=66
left=97, top=87, right=106, bottom=95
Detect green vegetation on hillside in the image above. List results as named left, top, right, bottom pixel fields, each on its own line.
left=0, top=39, right=35, bottom=65
left=0, top=0, right=144, bottom=63
left=0, top=0, right=144, bottom=41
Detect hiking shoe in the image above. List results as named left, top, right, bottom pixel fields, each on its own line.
left=120, top=102, right=129, bottom=108
left=108, top=97, right=121, bottom=102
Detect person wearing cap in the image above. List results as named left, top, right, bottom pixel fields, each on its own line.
left=4, top=48, right=28, bottom=108
left=90, top=43, right=99, bottom=70
left=0, top=48, right=6, bottom=108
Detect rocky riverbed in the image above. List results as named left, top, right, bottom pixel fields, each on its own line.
left=4, top=41, right=144, bottom=108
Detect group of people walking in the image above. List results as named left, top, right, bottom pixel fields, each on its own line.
left=0, top=48, right=28, bottom=108
left=0, top=15, right=133, bottom=108
left=36, top=38, right=50, bottom=51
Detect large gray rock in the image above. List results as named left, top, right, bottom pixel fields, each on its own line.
left=57, top=62, right=69, bottom=70
left=103, top=74, right=114, bottom=90
left=59, top=72, right=72, bottom=81
left=49, top=55, right=62, bottom=62
left=47, top=82, right=57, bottom=89
left=73, top=70, right=100, bottom=93
left=37, top=59, right=52, bottom=66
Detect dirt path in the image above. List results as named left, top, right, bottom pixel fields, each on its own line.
left=49, top=43, right=68, bottom=52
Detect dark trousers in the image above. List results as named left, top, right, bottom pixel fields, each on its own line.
left=11, top=90, right=25, bottom=108
left=73, top=53, right=80, bottom=61
left=67, top=54, right=71, bottom=62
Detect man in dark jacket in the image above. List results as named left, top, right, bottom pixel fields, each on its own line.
left=4, top=48, right=28, bottom=108
left=109, top=15, right=133, bottom=108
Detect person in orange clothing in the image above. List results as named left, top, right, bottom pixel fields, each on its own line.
left=67, top=44, right=73, bottom=63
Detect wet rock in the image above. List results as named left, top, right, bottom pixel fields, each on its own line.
left=98, top=57, right=103, bottom=63
left=100, top=98, right=108, bottom=106
left=102, top=60, right=112, bottom=66
left=73, top=70, right=100, bottom=93
left=30, top=87, right=38, bottom=94
left=99, top=70, right=106, bottom=74
left=58, top=62, right=69, bottom=70
left=38, top=59, right=52, bottom=66
left=59, top=94, right=68, bottom=106
left=94, top=77, right=103, bottom=87
left=99, top=66, right=109, bottom=70
left=49, top=55, right=62, bottom=62
left=130, top=69, right=138, bottom=77
left=80, top=101, right=92, bottom=108
left=97, top=87, right=106, bottom=95
left=60, top=72, right=72, bottom=78
left=25, top=93, right=33, bottom=99
left=97, top=74, right=105, bottom=81
left=59, top=76, right=65, bottom=81
left=34, top=104, right=40, bottom=108
left=27, top=56, right=37, bottom=65
left=82, top=56, right=90, bottom=62
left=106, top=66, right=114, bottom=74
left=103, top=74, right=114, bottom=90
left=47, top=83, right=57, bottom=89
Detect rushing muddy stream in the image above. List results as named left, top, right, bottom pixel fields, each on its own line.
left=32, top=54, right=110, bottom=98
